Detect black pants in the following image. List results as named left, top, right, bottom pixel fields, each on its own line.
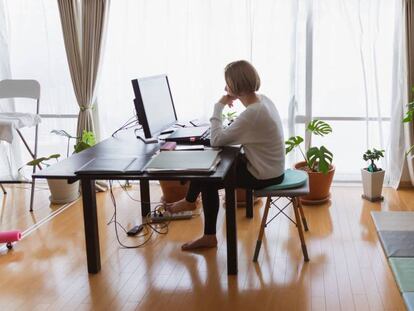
left=185, top=157, right=284, bottom=235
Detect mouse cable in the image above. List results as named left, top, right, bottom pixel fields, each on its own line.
left=108, top=181, right=169, bottom=249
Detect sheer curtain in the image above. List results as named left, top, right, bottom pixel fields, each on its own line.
left=292, top=0, right=405, bottom=185
left=3, top=0, right=78, bottom=178
left=0, top=0, right=21, bottom=180
left=98, top=0, right=299, bottom=138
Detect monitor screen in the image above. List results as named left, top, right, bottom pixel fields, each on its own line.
left=132, top=75, right=177, bottom=138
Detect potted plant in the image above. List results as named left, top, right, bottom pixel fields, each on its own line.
left=361, top=148, right=385, bottom=202
left=403, top=91, right=414, bottom=156
left=285, top=120, right=335, bottom=205
left=22, top=130, right=95, bottom=204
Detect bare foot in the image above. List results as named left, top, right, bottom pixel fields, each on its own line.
left=166, top=199, right=196, bottom=214
left=181, top=235, right=218, bottom=251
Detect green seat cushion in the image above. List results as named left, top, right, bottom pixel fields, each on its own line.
left=389, top=258, right=414, bottom=292
left=260, top=169, right=307, bottom=191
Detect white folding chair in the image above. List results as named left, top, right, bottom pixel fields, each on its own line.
left=0, top=79, right=41, bottom=212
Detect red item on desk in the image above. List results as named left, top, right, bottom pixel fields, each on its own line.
left=160, top=141, right=177, bottom=151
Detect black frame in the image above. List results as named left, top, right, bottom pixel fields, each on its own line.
left=131, top=75, right=178, bottom=139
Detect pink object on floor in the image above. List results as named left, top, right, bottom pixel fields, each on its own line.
left=0, top=231, right=21, bottom=243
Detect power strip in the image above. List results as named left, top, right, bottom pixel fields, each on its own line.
left=149, top=211, right=193, bottom=222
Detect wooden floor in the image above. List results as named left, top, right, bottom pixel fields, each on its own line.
left=0, top=182, right=413, bottom=311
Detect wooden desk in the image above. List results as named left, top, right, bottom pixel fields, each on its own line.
left=34, top=129, right=240, bottom=275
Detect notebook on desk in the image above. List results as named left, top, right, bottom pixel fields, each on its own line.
left=144, top=150, right=220, bottom=174
left=75, top=157, right=148, bottom=175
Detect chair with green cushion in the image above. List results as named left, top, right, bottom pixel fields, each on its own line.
left=253, top=169, right=310, bottom=262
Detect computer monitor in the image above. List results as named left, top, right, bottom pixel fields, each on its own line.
left=131, top=75, right=177, bottom=139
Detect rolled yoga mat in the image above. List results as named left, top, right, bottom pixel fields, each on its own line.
left=0, top=231, right=21, bottom=243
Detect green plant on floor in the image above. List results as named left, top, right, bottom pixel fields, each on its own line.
left=363, top=148, right=385, bottom=172
left=20, top=131, right=96, bottom=172
left=285, top=120, right=333, bottom=174
left=52, top=130, right=96, bottom=155
left=23, top=154, right=61, bottom=170
left=403, top=87, right=414, bottom=156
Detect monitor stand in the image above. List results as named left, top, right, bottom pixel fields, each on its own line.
left=134, top=128, right=158, bottom=144
left=136, top=135, right=158, bottom=144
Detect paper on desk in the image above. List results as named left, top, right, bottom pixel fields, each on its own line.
left=144, top=150, right=220, bottom=173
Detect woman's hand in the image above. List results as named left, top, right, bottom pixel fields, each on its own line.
left=219, top=95, right=236, bottom=108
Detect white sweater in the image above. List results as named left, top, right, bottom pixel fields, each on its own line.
left=210, top=94, right=285, bottom=180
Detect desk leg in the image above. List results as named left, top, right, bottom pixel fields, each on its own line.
left=140, top=180, right=151, bottom=217
left=246, top=189, right=253, bottom=218
left=225, top=164, right=238, bottom=275
left=81, top=178, right=101, bottom=274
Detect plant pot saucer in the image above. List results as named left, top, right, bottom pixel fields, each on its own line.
left=49, top=193, right=80, bottom=205
left=300, top=194, right=331, bottom=205
left=361, top=195, right=384, bottom=202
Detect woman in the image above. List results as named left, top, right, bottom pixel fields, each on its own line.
left=168, top=60, right=285, bottom=250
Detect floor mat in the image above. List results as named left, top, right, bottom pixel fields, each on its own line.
left=404, top=293, right=414, bottom=311
left=378, top=231, right=414, bottom=257
left=371, top=212, right=414, bottom=231
left=389, top=258, right=414, bottom=292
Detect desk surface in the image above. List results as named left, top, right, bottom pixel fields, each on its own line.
left=33, top=129, right=240, bottom=182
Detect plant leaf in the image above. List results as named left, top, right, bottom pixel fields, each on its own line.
left=26, top=157, right=48, bottom=166
left=306, top=146, right=333, bottom=174
left=285, top=136, right=304, bottom=154
left=74, top=141, right=90, bottom=153
left=406, top=144, right=414, bottom=156
left=81, top=130, right=96, bottom=146
left=306, top=120, right=332, bottom=136
left=51, top=129, right=77, bottom=139
left=404, top=103, right=414, bottom=123
left=47, top=154, right=61, bottom=160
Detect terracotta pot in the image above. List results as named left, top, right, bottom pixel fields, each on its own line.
left=159, top=180, right=190, bottom=203
left=294, top=161, right=335, bottom=205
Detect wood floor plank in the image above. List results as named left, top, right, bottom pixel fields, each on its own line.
left=0, top=184, right=411, bottom=310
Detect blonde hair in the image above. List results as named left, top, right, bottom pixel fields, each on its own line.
left=224, top=60, right=261, bottom=96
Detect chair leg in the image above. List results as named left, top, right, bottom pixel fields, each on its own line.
left=297, top=198, right=309, bottom=231
left=293, top=197, right=309, bottom=262
left=253, top=196, right=271, bottom=262
left=246, top=189, right=253, bottom=218
left=0, top=184, right=6, bottom=194
left=29, top=178, right=35, bottom=212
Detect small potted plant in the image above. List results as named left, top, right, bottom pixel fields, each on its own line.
left=361, top=148, right=385, bottom=202
left=22, top=130, right=95, bottom=204
left=285, top=120, right=335, bottom=205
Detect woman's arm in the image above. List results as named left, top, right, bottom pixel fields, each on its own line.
left=209, top=102, right=251, bottom=147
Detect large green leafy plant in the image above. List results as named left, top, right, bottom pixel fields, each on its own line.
left=285, top=120, right=333, bottom=174
left=403, top=88, right=414, bottom=155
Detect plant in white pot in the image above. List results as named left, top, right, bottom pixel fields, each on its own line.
left=22, top=130, right=95, bottom=204
left=361, top=148, right=385, bottom=202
